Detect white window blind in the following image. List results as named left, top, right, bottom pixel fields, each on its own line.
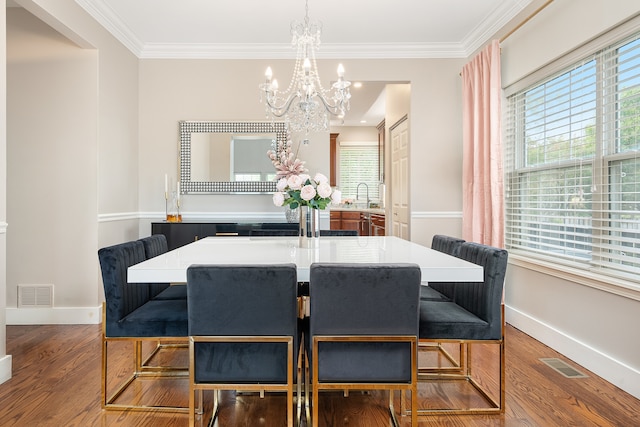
left=338, top=142, right=380, bottom=202
left=505, top=33, right=640, bottom=281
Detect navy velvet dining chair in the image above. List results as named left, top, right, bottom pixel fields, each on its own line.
left=319, top=229, right=358, bottom=236
left=250, top=229, right=298, bottom=236
left=98, top=240, right=188, bottom=412
left=186, top=264, right=301, bottom=427
left=138, top=234, right=187, bottom=300
left=308, top=263, right=421, bottom=427
left=419, top=234, right=465, bottom=302
left=416, top=241, right=508, bottom=415
left=418, top=235, right=466, bottom=376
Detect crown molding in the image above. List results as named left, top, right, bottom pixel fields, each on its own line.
left=76, top=0, right=530, bottom=60
left=75, top=0, right=144, bottom=56
left=462, top=0, right=533, bottom=56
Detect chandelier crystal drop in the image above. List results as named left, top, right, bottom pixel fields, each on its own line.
left=259, top=0, right=351, bottom=136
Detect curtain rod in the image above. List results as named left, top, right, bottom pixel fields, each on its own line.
left=459, top=0, right=554, bottom=76
left=499, top=0, right=554, bottom=43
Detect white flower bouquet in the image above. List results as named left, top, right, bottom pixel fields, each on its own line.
left=272, top=173, right=341, bottom=210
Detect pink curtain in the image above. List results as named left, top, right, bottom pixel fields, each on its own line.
left=461, top=39, right=504, bottom=248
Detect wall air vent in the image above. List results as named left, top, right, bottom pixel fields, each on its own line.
left=540, top=358, right=588, bottom=378
left=18, top=284, right=54, bottom=308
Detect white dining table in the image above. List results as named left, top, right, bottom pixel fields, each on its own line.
left=127, top=235, right=483, bottom=283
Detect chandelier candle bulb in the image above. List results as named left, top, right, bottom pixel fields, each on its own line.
left=259, top=0, right=351, bottom=135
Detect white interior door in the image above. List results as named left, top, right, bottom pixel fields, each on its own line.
left=390, top=117, right=409, bottom=240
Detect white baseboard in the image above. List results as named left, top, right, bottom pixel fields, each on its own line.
left=506, top=305, right=640, bottom=400
left=0, top=355, right=12, bottom=385
left=6, top=306, right=102, bottom=325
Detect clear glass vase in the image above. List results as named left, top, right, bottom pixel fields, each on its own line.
left=299, top=205, right=320, bottom=249
left=285, top=206, right=299, bottom=223
left=166, top=191, right=182, bottom=222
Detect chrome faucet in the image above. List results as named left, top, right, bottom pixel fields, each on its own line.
left=356, top=182, right=370, bottom=207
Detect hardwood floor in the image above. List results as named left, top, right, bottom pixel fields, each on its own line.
left=0, top=324, right=638, bottom=426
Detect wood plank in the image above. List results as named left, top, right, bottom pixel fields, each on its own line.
left=0, top=324, right=638, bottom=426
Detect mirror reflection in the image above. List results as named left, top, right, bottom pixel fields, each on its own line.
left=190, top=133, right=277, bottom=182
left=179, top=121, right=286, bottom=194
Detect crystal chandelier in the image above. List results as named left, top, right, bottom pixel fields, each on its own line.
left=259, top=0, right=351, bottom=136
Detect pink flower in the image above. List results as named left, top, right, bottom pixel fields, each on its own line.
left=268, top=135, right=307, bottom=180
left=287, top=174, right=304, bottom=190
left=317, top=182, right=332, bottom=198
left=300, top=184, right=317, bottom=201
left=314, top=173, right=328, bottom=184
left=272, top=192, right=285, bottom=206
left=276, top=177, right=288, bottom=191
left=299, top=174, right=311, bottom=184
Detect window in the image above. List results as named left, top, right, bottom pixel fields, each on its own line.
left=338, top=142, right=380, bottom=202
left=233, top=172, right=277, bottom=182
left=505, top=33, right=640, bottom=282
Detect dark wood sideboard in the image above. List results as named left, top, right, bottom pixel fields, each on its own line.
left=151, top=222, right=298, bottom=250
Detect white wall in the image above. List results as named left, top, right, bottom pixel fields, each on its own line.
left=0, top=0, right=11, bottom=386
left=498, top=0, right=640, bottom=399
left=5, top=1, right=139, bottom=324
left=7, top=8, right=98, bottom=315
left=137, top=59, right=465, bottom=244
left=136, top=59, right=331, bottom=224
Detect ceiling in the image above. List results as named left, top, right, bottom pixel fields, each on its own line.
left=13, top=0, right=533, bottom=126
left=74, top=0, right=531, bottom=59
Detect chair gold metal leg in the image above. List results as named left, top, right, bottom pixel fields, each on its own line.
left=140, top=341, right=189, bottom=373
left=412, top=335, right=505, bottom=414
left=418, top=341, right=466, bottom=375
left=104, top=336, right=189, bottom=413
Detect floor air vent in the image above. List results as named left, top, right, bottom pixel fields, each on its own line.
left=540, top=358, right=588, bottom=378
left=18, top=284, right=54, bottom=308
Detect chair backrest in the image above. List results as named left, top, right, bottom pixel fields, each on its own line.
left=429, top=235, right=465, bottom=298
left=187, top=264, right=298, bottom=336
left=452, top=242, right=508, bottom=338
left=186, top=264, right=298, bottom=383
left=309, top=263, right=421, bottom=383
left=319, top=229, right=359, bottom=236
left=139, top=234, right=168, bottom=258
left=431, top=234, right=465, bottom=256
left=250, top=229, right=298, bottom=237
left=98, top=240, right=150, bottom=324
left=310, top=263, right=421, bottom=336
left=138, top=234, right=170, bottom=297
left=259, top=223, right=298, bottom=230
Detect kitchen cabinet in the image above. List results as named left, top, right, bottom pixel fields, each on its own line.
left=341, top=211, right=363, bottom=234
left=370, top=213, right=386, bottom=236
left=330, top=210, right=386, bottom=236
